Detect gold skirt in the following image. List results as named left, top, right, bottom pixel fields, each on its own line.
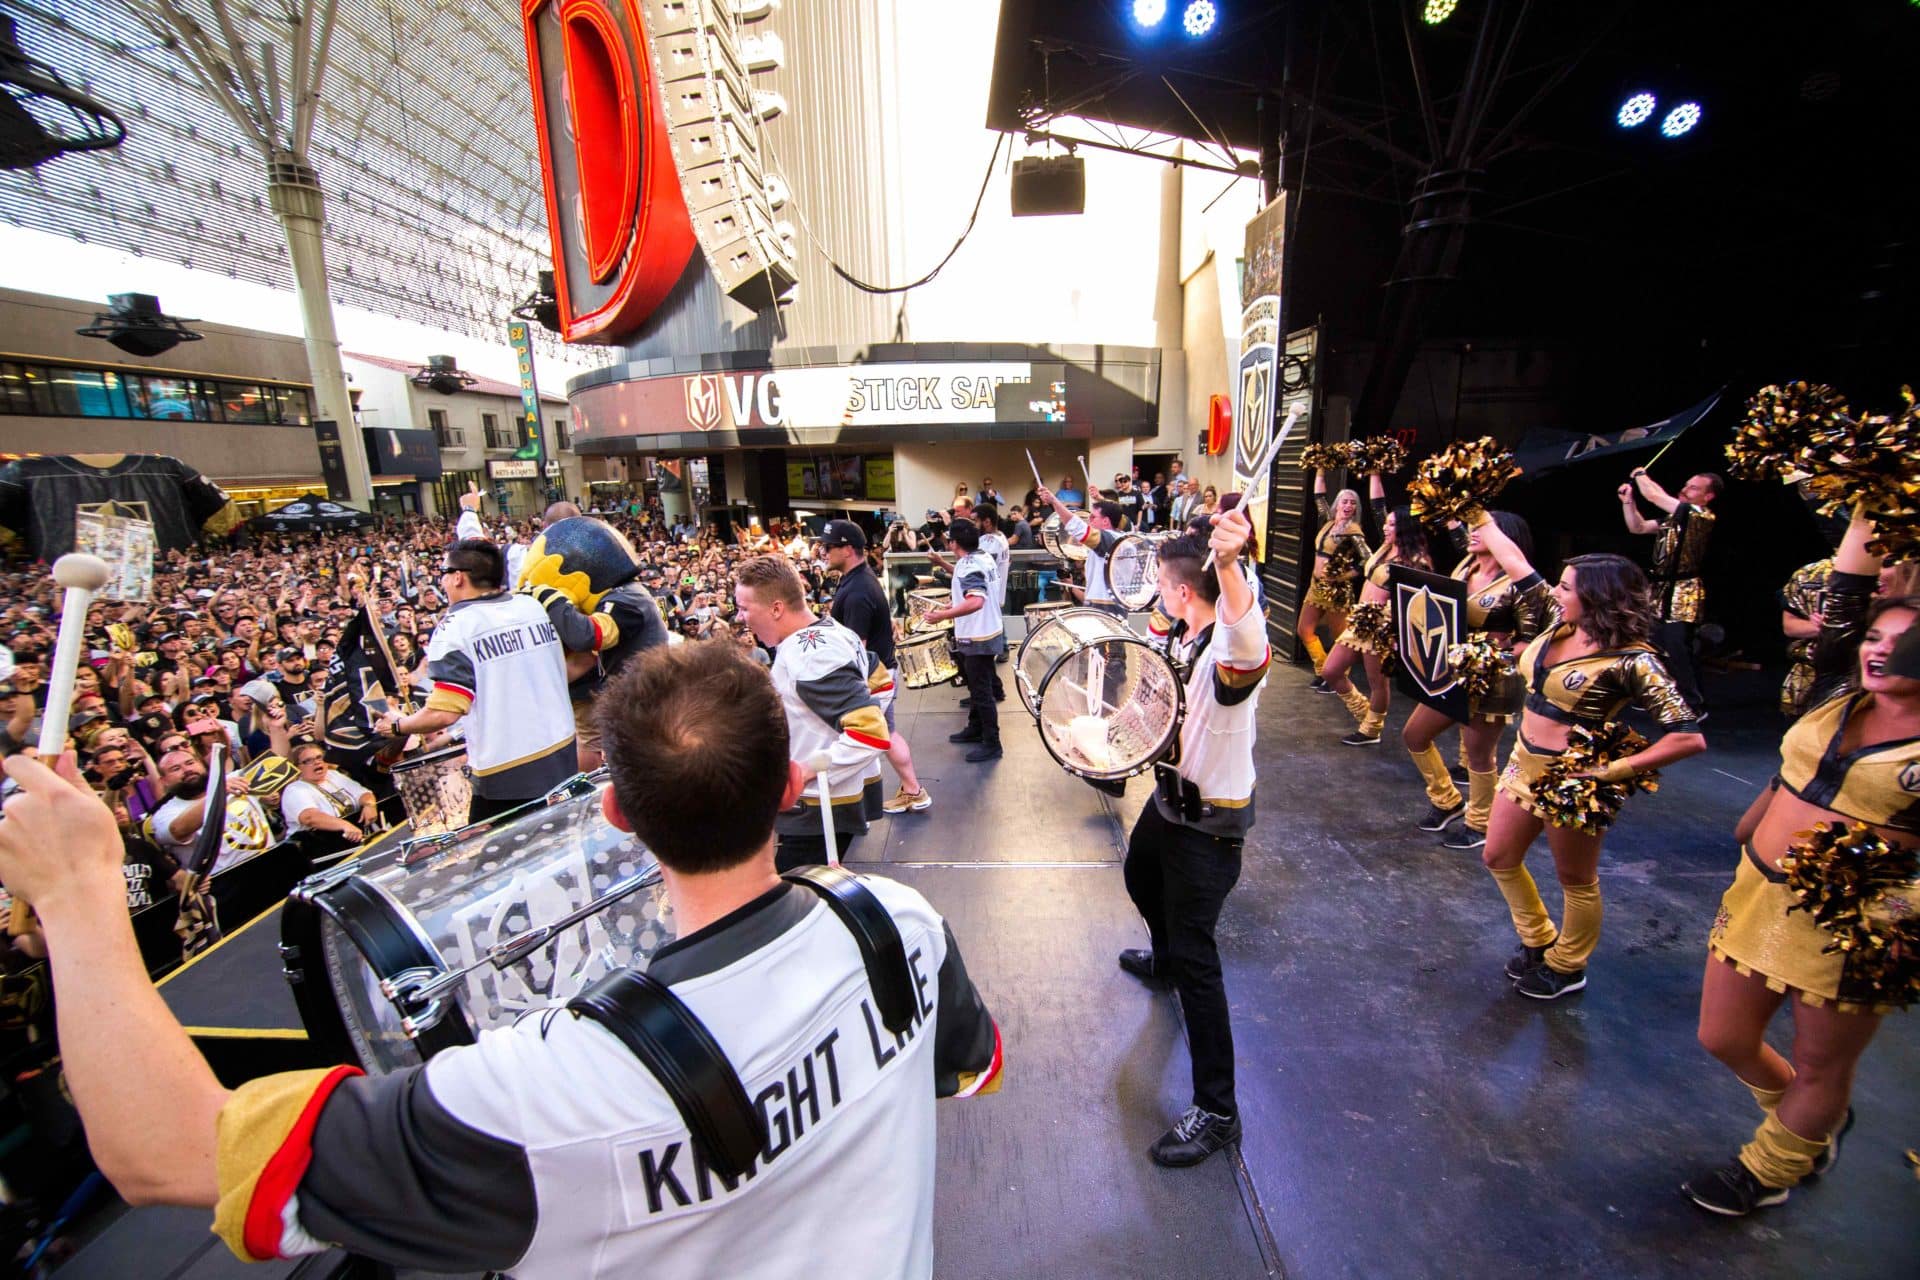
left=1304, top=576, right=1356, bottom=613
left=1709, top=845, right=1901, bottom=1015
left=1495, top=735, right=1560, bottom=822
left=1334, top=623, right=1394, bottom=659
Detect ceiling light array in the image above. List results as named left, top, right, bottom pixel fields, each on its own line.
left=1422, top=0, right=1460, bottom=25
left=1615, top=92, right=1702, bottom=137
left=1131, top=0, right=1219, bottom=38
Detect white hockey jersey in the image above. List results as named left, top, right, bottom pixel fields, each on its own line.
left=771, top=617, right=888, bottom=836
left=425, top=590, right=577, bottom=798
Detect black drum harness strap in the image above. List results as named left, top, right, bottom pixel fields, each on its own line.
left=564, top=865, right=917, bottom=1180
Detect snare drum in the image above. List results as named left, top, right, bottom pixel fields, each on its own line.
left=1040, top=511, right=1091, bottom=562
left=282, top=777, right=671, bottom=1072
left=1018, top=608, right=1184, bottom=780
left=1109, top=534, right=1166, bottom=611
left=390, top=746, right=472, bottom=837
left=897, top=625, right=961, bottom=689
left=905, top=588, right=950, bottom=632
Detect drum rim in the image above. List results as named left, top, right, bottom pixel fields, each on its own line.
left=1041, top=510, right=1092, bottom=562
left=391, top=745, right=469, bottom=773
left=1015, top=606, right=1133, bottom=717
left=284, top=868, right=472, bottom=1068
left=1033, top=632, right=1186, bottom=780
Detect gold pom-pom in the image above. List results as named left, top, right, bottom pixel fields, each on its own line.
left=1532, top=722, right=1659, bottom=834
left=1444, top=632, right=1513, bottom=699
left=1726, top=381, right=1849, bottom=482
left=1300, top=443, right=1347, bottom=472
left=1354, top=436, right=1408, bottom=475
left=1406, top=437, right=1522, bottom=527
left=1347, top=600, right=1394, bottom=651
left=1780, top=821, right=1920, bottom=1008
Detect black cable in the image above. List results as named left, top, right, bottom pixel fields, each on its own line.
left=826, top=132, right=1006, bottom=295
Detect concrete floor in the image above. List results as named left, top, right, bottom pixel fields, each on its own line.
left=859, top=653, right=1918, bottom=1280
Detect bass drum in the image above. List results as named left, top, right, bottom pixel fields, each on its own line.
left=1040, top=511, right=1091, bottom=563
left=282, top=776, right=671, bottom=1073
left=1018, top=609, right=1185, bottom=781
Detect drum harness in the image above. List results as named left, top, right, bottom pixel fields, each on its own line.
left=1150, top=620, right=1205, bottom=823
left=565, top=864, right=920, bottom=1181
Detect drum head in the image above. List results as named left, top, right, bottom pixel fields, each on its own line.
left=1034, top=635, right=1184, bottom=780
left=1041, top=512, right=1091, bottom=562
left=897, top=627, right=960, bottom=690
left=1109, top=535, right=1163, bottom=611
left=284, top=784, right=671, bottom=1074
left=1015, top=607, right=1132, bottom=719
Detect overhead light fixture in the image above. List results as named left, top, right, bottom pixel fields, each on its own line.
left=1616, top=93, right=1656, bottom=128
left=0, top=13, right=126, bottom=170
left=1132, top=0, right=1167, bottom=30
left=75, top=293, right=203, bottom=357
left=410, top=355, right=478, bottom=396
left=512, top=269, right=562, bottom=334
left=1660, top=101, right=1702, bottom=137
left=1422, top=0, right=1459, bottom=24
left=1182, top=0, right=1217, bottom=37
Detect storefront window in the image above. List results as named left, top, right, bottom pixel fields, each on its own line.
left=0, top=362, right=39, bottom=415
left=271, top=385, right=313, bottom=426
left=38, top=367, right=133, bottom=418
left=216, top=381, right=273, bottom=423
left=132, top=375, right=208, bottom=421
left=0, top=358, right=312, bottom=426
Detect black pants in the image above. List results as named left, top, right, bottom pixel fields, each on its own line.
left=1655, top=619, right=1705, bottom=714
left=468, top=792, right=532, bottom=823
left=775, top=829, right=855, bottom=872
left=960, top=652, right=1000, bottom=746
left=1123, top=801, right=1244, bottom=1118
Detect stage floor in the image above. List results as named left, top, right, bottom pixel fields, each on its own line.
left=64, top=647, right=1918, bottom=1278
left=854, top=655, right=1918, bottom=1280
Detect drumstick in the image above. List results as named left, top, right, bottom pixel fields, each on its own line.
left=1202, top=404, right=1303, bottom=574
left=806, top=750, right=838, bottom=866
left=1078, top=455, right=1095, bottom=500
left=1025, top=448, right=1045, bottom=495
left=11, top=554, right=111, bottom=933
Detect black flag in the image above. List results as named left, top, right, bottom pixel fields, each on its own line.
left=1389, top=565, right=1471, bottom=721
left=320, top=606, right=401, bottom=766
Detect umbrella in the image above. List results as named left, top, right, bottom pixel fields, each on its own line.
left=249, top=494, right=375, bottom=533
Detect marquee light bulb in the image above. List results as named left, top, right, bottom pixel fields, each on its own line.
left=1660, top=101, right=1702, bottom=137
left=1617, top=93, right=1656, bottom=128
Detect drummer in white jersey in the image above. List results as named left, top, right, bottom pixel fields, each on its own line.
left=920, top=518, right=1005, bottom=763
left=1117, top=505, right=1270, bottom=1168
left=733, top=554, right=890, bottom=869
left=926, top=504, right=1011, bottom=706
left=374, top=538, right=577, bottom=821
left=1036, top=489, right=1128, bottom=618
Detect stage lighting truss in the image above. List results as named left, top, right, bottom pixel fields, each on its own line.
left=410, top=356, right=479, bottom=396
left=1616, top=93, right=1656, bottom=128
left=1660, top=101, right=1702, bottom=138
left=1182, top=1, right=1217, bottom=37
left=1132, top=0, right=1168, bottom=29
left=1422, top=0, right=1460, bottom=25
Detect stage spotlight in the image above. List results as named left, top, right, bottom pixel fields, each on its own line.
left=1422, top=0, right=1459, bottom=24
left=1132, top=0, right=1166, bottom=29
left=1660, top=101, right=1702, bottom=137
left=1616, top=93, right=1656, bottom=128
left=1182, top=0, right=1217, bottom=37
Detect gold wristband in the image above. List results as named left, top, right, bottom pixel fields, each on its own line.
left=1594, top=759, right=1639, bottom=783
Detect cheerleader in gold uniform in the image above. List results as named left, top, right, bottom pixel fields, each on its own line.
left=1684, top=505, right=1920, bottom=1216
left=1324, top=502, right=1431, bottom=745
left=1476, top=518, right=1708, bottom=1000
left=1777, top=556, right=1832, bottom=719
left=1300, top=469, right=1380, bottom=689
left=1402, top=512, right=1550, bottom=850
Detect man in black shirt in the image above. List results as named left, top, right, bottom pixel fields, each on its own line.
left=823, top=521, right=930, bottom=814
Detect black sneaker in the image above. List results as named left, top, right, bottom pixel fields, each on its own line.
left=1341, top=729, right=1381, bottom=746
left=1504, top=938, right=1555, bottom=980
left=1450, top=764, right=1471, bottom=785
left=1683, top=1160, right=1790, bottom=1217
left=1117, top=948, right=1168, bottom=985
left=1514, top=964, right=1587, bottom=1000
left=948, top=727, right=983, bottom=743
left=1809, top=1107, right=1854, bottom=1178
left=1416, top=801, right=1465, bottom=832
left=1440, top=824, right=1487, bottom=851
left=963, top=743, right=1003, bottom=762
left=1308, top=676, right=1332, bottom=693
left=1148, top=1106, right=1242, bottom=1167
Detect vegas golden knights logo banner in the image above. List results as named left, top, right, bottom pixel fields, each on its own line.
left=1389, top=566, right=1470, bottom=721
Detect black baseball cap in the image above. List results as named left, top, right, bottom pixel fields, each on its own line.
left=158, top=631, right=184, bottom=644
left=278, top=646, right=305, bottom=662
left=821, top=520, right=867, bottom=551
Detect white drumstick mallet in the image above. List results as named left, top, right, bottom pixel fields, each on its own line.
left=1203, top=403, right=1303, bottom=575
left=38, top=553, right=112, bottom=757
left=1025, top=448, right=1045, bottom=495
left=806, top=750, right=839, bottom=866
left=1078, top=454, right=1095, bottom=500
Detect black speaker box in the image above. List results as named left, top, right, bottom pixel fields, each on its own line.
left=1010, top=155, right=1085, bottom=217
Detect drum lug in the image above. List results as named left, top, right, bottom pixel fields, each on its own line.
left=383, top=965, right=453, bottom=1037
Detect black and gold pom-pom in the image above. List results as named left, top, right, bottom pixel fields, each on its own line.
left=1444, top=633, right=1513, bottom=700
left=1532, top=721, right=1659, bottom=834
left=1406, top=437, right=1522, bottom=527
left=1358, top=436, right=1409, bottom=475
left=1347, top=600, right=1393, bottom=651
left=1300, top=443, right=1347, bottom=472
left=1729, top=382, right=1920, bottom=563
left=1779, top=821, right=1920, bottom=1007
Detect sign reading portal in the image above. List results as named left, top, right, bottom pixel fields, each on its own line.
left=574, top=361, right=1063, bottom=445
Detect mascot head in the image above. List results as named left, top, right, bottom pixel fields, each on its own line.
left=516, top=516, right=640, bottom=609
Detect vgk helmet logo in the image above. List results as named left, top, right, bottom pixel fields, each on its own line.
left=685, top=374, right=722, bottom=432
left=522, top=0, right=798, bottom=344
left=1563, top=671, right=1589, bottom=690
left=1901, top=761, right=1920, bottom=794
left=1395, top=582, right=1462, bottom=697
